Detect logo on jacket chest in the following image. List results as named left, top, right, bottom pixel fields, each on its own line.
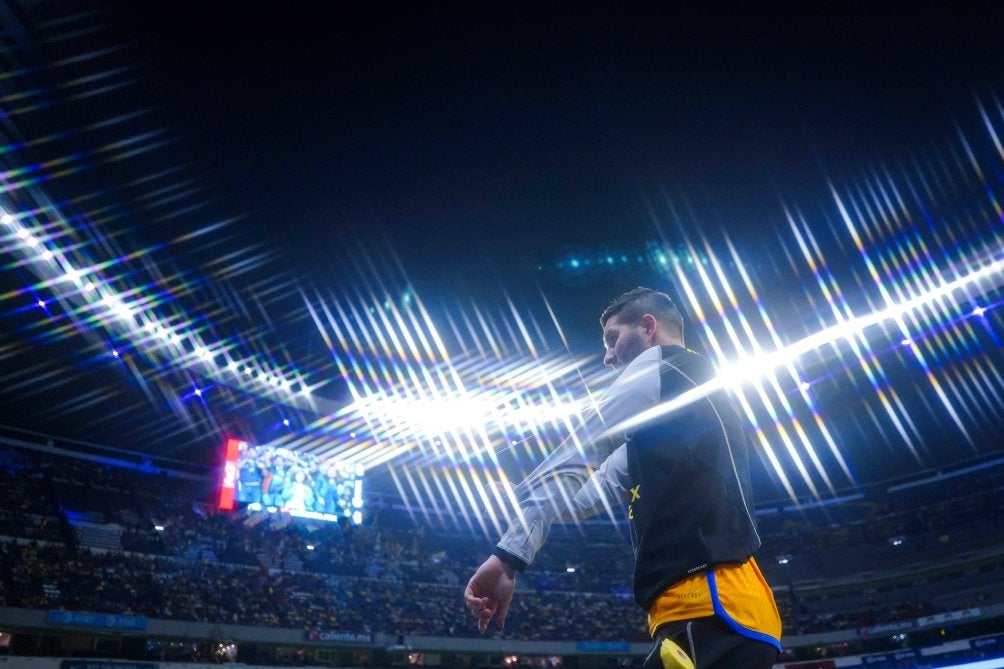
left=628, top=484, right=641, bottom=520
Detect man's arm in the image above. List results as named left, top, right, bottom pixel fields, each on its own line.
left=494, top=440, right=631, bottom=569
left=464, top=445, right=629, bottom=632
left=494, top=347, right=662, bottom=569
left=464, top=347, right=662, bottom=631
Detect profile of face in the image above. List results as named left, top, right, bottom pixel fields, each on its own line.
left=294, top=470, right=306, bottom=483
left=602, top=314, right=654, bottom=371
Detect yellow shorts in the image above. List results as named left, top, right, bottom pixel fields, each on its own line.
left=647, top=557, right=781, bottom=650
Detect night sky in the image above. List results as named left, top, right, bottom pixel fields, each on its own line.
left=2, top=1, right=1003, bottom=504
left=112, top=2, right=1004, bottom=282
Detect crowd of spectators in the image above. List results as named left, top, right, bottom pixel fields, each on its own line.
left=0, top=446, right=1002, bottom=643
left=757, top=474, right=1004, bottom=581
left=0, top=538, right=645, bottom=641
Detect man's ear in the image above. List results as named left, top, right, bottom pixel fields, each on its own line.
left=641, top=314, right=657, bottom=337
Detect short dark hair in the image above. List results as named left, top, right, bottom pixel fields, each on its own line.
left=600, top=287, right=684, bottom=338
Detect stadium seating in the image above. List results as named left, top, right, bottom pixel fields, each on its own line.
left=0, top=444, right=1002, bottom=662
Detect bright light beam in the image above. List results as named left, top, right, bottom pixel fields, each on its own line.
left=613, top=255, right=1004, bottom=438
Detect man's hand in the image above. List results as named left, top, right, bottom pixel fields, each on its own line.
left=464, top=554, right=516, bottom=633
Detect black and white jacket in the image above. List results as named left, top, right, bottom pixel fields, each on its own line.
left=495, top=344, right=761, bottom=610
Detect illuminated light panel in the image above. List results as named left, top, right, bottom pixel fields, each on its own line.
left=0, top=41, right=326, bottom=454
left=629, top=255, right=1004, bottom=460
left=830, top=183, right=977, bottom=448
left=2, top=207, right=316, bottom=411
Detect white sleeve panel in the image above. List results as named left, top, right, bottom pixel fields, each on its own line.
left=496, top=345, right=662, bottom=567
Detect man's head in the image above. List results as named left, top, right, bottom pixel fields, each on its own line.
left=599, top=287, right=684, bottom=370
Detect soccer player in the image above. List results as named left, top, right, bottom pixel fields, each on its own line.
left=464, top=287, right=781, bottom=668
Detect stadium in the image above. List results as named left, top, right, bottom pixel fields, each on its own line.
left=1, top=3, right=1003, bottom=669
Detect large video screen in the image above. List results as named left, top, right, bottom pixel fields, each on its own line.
left=229, top=441, right=365, bottom=524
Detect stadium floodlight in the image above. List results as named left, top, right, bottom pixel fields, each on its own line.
left=2, top=207, right=317, bottom=411
left=611, top=256, right=1004, bottom=440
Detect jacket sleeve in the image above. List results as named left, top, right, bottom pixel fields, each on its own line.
left=494, top=347, right=661, bottom=570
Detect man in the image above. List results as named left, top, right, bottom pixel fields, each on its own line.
left=464, top=287, right=781, bottom=668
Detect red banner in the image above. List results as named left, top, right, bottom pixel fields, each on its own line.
left=218, top=437, right=243, bottom=510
